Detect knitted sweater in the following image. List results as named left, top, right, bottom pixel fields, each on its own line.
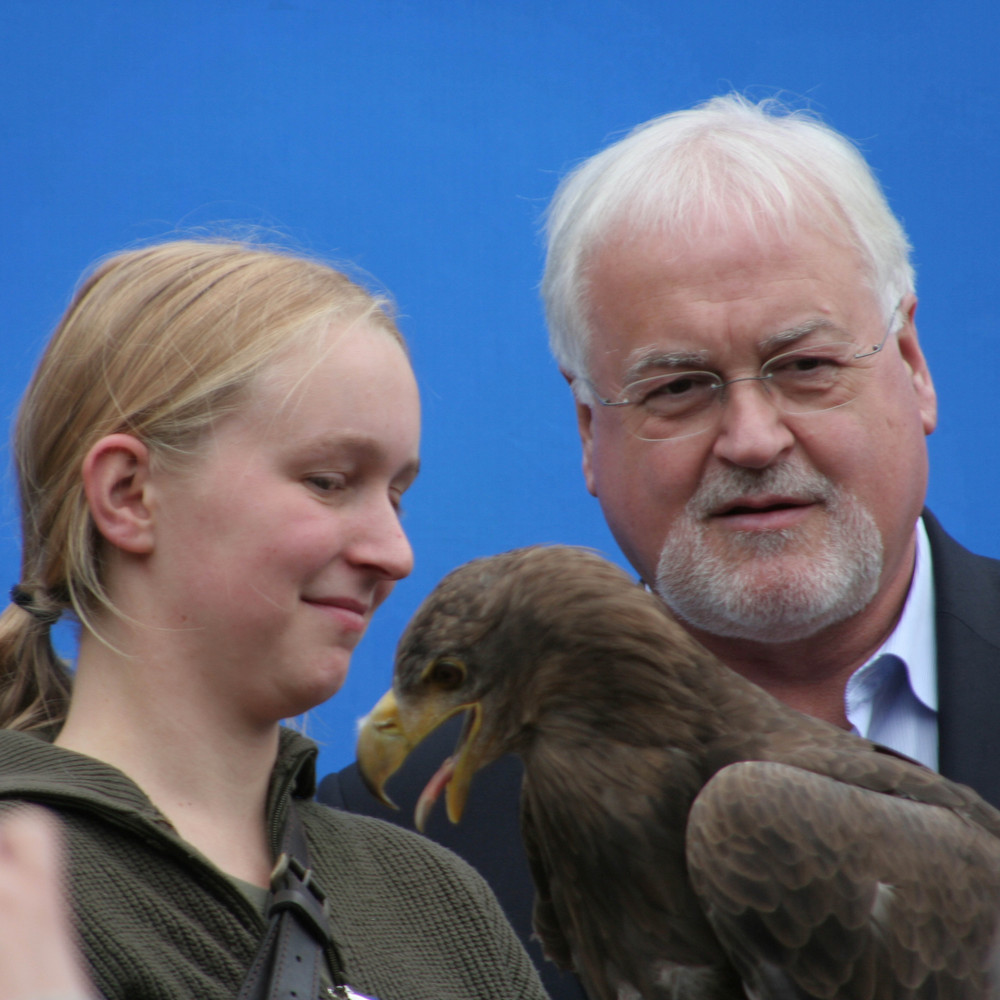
left=0, top=727, right=549, bottom=1000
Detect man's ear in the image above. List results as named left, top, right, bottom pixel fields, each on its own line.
left=82, top=434, right=155, bottom=554
left=563, top=369, right=598, bottom=497
left=895, top=294, right=937, bottom=436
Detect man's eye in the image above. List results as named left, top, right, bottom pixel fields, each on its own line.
left=632, top=373, right=715, bottom=405
left=768, top=342, right=853, bottom=376
left=665, top=375, right=708, bottom=396
left=785, top=355, right=837, bottom=372
left=768, top=354, right=846, bottom=387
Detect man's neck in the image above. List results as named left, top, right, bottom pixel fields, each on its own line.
left=681, top=536, right=919, bottom=730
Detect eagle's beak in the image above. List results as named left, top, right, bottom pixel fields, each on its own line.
left=356, top=689, right=410, bottom=809
left=356, top=688, right=483, bottom=830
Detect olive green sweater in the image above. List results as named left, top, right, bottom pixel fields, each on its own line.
left=0, top=728, right=549, bottom=1000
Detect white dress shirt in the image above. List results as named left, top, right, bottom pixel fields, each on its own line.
left=843, top=519, right=938, bottom=769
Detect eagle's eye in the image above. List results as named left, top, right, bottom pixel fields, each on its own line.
left=427, top=658, right=466, bottom=690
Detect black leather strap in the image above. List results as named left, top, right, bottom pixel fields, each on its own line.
left=238, top=801, right=339, bottom=1000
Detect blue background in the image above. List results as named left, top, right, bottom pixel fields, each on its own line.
left=2, top=1, right=998, bottom=778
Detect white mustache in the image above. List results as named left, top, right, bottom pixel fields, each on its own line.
left=687, top=462, right=836, bottom=520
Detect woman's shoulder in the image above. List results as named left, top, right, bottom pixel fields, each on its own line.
left=297, top=798, right=548, bottom=1000
left=297, top=797, right=511, bottom=930
left=0, top=729, right=161, bottom=821
left=299, top=797, right=484, bottom=880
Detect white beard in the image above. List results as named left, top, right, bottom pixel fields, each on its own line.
left=654, top=461, right=883, bottom=642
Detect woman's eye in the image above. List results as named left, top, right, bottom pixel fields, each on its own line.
left=306, top=473, right=346, bottom=494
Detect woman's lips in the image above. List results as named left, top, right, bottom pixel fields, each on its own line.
left=303, top=596, right=370, bottom=632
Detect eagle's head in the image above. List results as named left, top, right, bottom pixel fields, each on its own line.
left=356, top=545, right=652, bottom=828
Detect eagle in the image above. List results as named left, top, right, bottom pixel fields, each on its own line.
left=356, top=545, right=1000, bottom=1000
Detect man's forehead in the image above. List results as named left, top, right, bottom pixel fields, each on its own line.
left=584, top=219, right=876, bottom=363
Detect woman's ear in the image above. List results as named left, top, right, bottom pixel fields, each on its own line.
left=82, top=434, right=155, bottom=554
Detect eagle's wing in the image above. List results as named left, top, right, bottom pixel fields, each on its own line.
left=520, top=789, right=574, bottom=971
left=521, top=742, right=743, bottom=1000
left=686, top=761, right=1000, bottom=1000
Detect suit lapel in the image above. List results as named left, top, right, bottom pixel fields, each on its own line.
left=925, top=510, right=1000, bottom=808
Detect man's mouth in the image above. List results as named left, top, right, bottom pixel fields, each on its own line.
left=715, top=496, right=813, bottom=517
left=706, top=497, right=820, bottom=533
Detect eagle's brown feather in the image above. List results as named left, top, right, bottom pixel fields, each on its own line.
left=358, top=545, right=1000, bottom=1000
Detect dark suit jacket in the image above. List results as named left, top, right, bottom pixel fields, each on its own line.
left=318, top=512, right=1000, bottom=1000
left=924, top=510, right=1000, bottom=804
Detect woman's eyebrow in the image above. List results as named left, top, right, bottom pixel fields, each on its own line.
left=295, top=434, right=420, bottom=479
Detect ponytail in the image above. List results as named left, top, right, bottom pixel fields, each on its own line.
left=0, top=600, right=71, bottom=732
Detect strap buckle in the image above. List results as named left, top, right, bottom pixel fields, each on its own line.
left=328, top=987, right=379, bottom=999
left=269, top=851, right=333, bottom=946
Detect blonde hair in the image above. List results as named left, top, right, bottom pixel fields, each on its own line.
left=0, top=239, right=403, bottom=732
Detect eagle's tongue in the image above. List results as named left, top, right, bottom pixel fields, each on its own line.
left=415, top=755, right=455, bottom=831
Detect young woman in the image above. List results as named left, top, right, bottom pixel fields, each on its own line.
left=0, top=241, right=547, bottom=1000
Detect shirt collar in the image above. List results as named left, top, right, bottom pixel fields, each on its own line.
left=863, top=517, right=937, bottom=712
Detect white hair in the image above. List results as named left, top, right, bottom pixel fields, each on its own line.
left=541, top=94, right=915, bottom=383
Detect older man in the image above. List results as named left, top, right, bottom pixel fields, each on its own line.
left=320, top=95, right=1000, bottom=999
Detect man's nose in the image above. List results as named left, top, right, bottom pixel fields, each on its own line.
left=710, top=379, right=796, bottom=469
